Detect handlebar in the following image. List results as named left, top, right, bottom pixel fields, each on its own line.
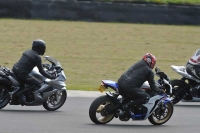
left=43, top=63, right=63, bottom=74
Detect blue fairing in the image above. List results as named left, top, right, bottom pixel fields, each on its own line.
left=102, top=80, right=119, bottom=88
left=160, top=95, right=172, bottom=106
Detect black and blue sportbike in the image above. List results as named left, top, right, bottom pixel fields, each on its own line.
left=89, top=68, right=173, bottom=125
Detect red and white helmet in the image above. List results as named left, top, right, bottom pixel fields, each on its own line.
left=142, top=53, right=156, bottom=69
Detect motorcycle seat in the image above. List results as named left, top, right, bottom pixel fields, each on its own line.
left=118, top=86, right=132, bottom=98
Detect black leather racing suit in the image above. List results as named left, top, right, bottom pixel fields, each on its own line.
left=118, top=60, right=163, bottom=105
left=12, top=50, right=55, bottom=89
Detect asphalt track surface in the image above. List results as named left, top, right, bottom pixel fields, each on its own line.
left=1, top=90, right=200, bottom=133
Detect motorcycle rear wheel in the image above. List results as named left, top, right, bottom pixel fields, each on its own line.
left=0, top=85, right=10, bottom=109
left=43, top=90, right=67, bottom=111
left=89, top=95, right=115, bottom=124
left=148, top=102, right=173, bottom=125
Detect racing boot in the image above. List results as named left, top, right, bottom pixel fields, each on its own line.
left=15, top=85, right=36, bottom=105
left=123, top=99, right=147, bottom=115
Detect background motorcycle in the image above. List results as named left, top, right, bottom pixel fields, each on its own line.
left=0, top=56, right=67, bottom=111
left=170, top=65, right=200, bottom=104
left=89, top=68, right=173, bottom=125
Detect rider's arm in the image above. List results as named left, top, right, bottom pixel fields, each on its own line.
left=147, top=70, right=164, bottom=93
left=36, top=56, right=56, bottom=79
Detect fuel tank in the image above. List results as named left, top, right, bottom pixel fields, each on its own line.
left=29, top=67, right=46, bottom=83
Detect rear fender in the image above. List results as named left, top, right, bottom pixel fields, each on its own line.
left=102, top=80, right=119, bottom=92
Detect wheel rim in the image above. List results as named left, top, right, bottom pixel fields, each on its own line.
left=0, top=88, right=9, bottom=106
left=46, top=91, right=66, bottom=109
left=151, top=103, right=172, bottom=124
left=96, top=101, right=115, bottom=123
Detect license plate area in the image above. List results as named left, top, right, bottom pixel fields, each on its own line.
left=98, top=85, right=106, bottom=93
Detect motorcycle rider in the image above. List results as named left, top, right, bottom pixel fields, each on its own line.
left=12, top=39, right=57, bottom=104
left=186, top=49, right=200, bottom=80
left=118, top=53, right=165, bottom=116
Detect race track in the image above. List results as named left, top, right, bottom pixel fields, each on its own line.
left=0, top=94, right=200, bottom=133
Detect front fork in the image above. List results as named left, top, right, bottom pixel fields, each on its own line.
left=54, top=87, right=66, bottom=102
left=158, top=97, right=171, bottom=115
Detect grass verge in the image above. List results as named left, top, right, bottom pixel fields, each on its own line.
left=0, top=19, right=199, bottom=90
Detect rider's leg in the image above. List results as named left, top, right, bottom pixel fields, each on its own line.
left=15, top=75, right=42, bottom=104
left=122, top=87, right=150, bottom=116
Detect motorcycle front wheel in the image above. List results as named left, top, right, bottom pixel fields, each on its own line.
left=148, top=102, right=173, bottom=125
left=43, top=90, right=67, bottom=111
left=0, top=85, right=10, bottom=109
left=89, top=95, right=115, bottom=124
left=170, top=79, right=187, bottom=104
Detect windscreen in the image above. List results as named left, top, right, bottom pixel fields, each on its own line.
left=196, top=49, right=200, bottom=56
left=44, top=56, right=62, bottom=67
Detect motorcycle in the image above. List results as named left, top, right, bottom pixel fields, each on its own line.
left=0, top=56, right=67, bottom=111
left=170, top=65, right=200, bottom=104
left=89, top=67, right=173, bottom=125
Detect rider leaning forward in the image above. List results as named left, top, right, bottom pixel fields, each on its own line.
left=117, top=53, right=165, bottom=116
left=12, top=39, right=57, bottom=104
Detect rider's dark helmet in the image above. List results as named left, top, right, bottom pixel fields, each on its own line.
left=32, top=39, right=46, bottom=55
left=142, top=53, right=156, bottom=69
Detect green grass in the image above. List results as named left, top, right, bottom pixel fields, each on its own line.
left=84, top=0, right=200, bottom=5
left=0, top=19, right=200, bottom=91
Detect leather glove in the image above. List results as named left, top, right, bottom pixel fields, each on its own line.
left=51, top=73, right=57, bottom=79
left=49, top=71, right=57, bottom=79
left=157, top=89, right=165, bottom=94
left=42, top=63, right=50, bottom=68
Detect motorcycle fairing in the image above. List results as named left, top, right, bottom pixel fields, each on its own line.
left=171, top=65, right=200, bottom=83
left=142, top=95, right=170, bottom=120
left=45, top=79, right=66, bottom=89
left=26, top=88, right=58, bottom=106
left=142, top=95, right=162, bottom=120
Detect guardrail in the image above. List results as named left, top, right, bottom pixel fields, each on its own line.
left=0, top=0, right=200, bottom=25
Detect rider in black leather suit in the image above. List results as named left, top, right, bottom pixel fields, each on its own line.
left=12, top=39, right=56, bottom=104
left=118, top=53, right=164, bottom=115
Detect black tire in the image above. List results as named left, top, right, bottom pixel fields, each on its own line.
left=89, top=95, right=115, bottom=124
left=148, top=102, right=173, bottom=125
left=43, top=90, right=67, bottom=111
left=170, top=80, right=187, bottom=104
left=0, top=85, right=10, bottom=109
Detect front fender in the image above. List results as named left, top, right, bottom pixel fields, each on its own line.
left=162, top=97, right=172, bottom=106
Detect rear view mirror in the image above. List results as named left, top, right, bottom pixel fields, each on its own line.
left=155, top=67, right=161, bottom=73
